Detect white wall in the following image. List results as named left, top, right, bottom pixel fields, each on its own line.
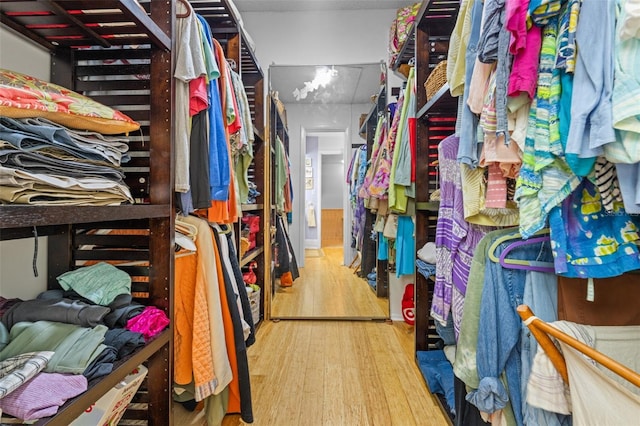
left=242, top=9, right=404, bottom=104
left=321, top=156, right=344, bottom=209
left=0, top=27, right=51, bottom=298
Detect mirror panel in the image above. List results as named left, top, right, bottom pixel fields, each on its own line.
left=269, top=63, right=390, bottom=320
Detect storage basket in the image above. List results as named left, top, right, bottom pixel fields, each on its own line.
left=424, top=60, right=447, bottom=102
left=249, top=288, right=261, bottom=325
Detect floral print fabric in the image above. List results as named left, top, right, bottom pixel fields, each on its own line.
left=0, top=69, right=139, bottom=135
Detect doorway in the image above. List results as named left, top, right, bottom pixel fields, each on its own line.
left=303, top=132, right=346, bottom=252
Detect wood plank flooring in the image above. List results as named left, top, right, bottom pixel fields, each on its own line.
left=271, top=246, right=388, bottom=318
left=173, top=320, right=449, bottom=425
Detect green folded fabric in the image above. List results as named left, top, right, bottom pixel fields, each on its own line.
left=0, top=321, right=107, bottom=374
left=56, top=262, right=131, bottom=305
left=0, top=323, right=8, bottom=352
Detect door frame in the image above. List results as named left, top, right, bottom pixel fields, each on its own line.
left=301, top=128, right=350, bottom=263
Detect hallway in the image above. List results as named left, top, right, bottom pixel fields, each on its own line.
left=271, top=246, right=388, bottom=318
left=174, top=247, right=449, bottom=425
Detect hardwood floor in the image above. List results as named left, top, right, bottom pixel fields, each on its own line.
left=174, top=320, right=449, bottom=425
left=271, top=246, right=389, bottom=318
left=173, top=246, right=450, bottom=425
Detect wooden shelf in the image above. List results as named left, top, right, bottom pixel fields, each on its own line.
left=241, top=204, right=264, bottom=212
left=1, top=1, right=174, bottom=423
left=240, top=246, right=264, bottom=267
left=0, top=0, right=171, bottom=51
left=391, top=0, right=461, bottom=75
left=416, top=201, right=440, bottom=212
left=254, top=127, right=265, bottom=143
left=392, top=31, right=415, bottom=76
left=192, top=0, right=263, bottom=78
left=0, top=205, right=172, bottom=231
left=417, top=83, right=456, bottom=119
left=34, top=329, right=171, bottom=426
left=359, top=85, right=387, bottom=135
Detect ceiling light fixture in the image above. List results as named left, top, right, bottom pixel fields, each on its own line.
left=292, top=66, right=338, bottom=101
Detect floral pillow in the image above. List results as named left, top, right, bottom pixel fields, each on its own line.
left=0, top=69, right=140, bottom=135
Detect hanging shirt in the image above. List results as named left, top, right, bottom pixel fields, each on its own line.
left=174, top=3, right=206, bottom=193
left=446, top=0, right=474, bottom=97
left=565, top=0, right=615, bottom=176
left=196, top=15, right=230, bottom=203
left=515, top=18, right=581, bottom=239
left=389, top=68, right=414, bottom=213
left=549, top=178, right=640, bottom=278
left=506, top=0, right=542, bottom=99
left=432, top=135, right=493, bottom=326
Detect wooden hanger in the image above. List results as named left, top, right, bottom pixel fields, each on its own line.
left=518, top=305, right=640, bottom=388
left=488, top=228, right=555, bottom=273
left=176, top=0, right=191, bottom=18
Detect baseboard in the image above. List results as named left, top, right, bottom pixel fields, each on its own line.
left=304, top=240, right=320, bottom=249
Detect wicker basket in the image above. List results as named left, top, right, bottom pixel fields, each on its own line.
left=424, top=60, right=447, bottom=102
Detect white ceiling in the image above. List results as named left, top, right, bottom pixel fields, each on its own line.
left=269, top=63, right=385, bottom=105
left=233, top=0, right=413, bottom=12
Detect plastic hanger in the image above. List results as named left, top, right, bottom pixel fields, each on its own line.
left=212, top=223, right=233, bottom=235
left=488, top=228, right=555, bottom=273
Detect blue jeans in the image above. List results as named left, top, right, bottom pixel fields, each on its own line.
left=0, top=116, right=129, bottom=165
left=467, top=234, right=555, bottom=426
left=0, top=143, right=125, bottom=183
left=456, top=0, right=484, bottom=167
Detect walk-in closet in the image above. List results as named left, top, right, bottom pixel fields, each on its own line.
left=2, top=0, right=640, bottom=425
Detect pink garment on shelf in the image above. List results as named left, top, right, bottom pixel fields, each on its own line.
left=126, top=306, right=170, bottom=341
left=0, top=373, right=87, bottom=421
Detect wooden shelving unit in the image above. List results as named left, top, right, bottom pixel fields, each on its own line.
left=357, top=84, right=388, bottom=298
left=264, top=93, right=289, bottom=318
left=0, top=1, right=174, bottom=424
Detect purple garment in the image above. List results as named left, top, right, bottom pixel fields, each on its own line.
left=0, top=372, right=87, bottom=420
left=432, top=135, right=493, bottom=329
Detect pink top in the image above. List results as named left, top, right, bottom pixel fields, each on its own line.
left=189, top=76, right=209, bottom=116
left=506, top=0, right=529, bottom=54
left=506, top=0, right=542, bottom=99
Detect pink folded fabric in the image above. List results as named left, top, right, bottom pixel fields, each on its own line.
left=126, top=306, right=170, bottom=341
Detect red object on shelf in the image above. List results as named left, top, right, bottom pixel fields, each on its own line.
left=402, top=283, right=415, bottom=325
